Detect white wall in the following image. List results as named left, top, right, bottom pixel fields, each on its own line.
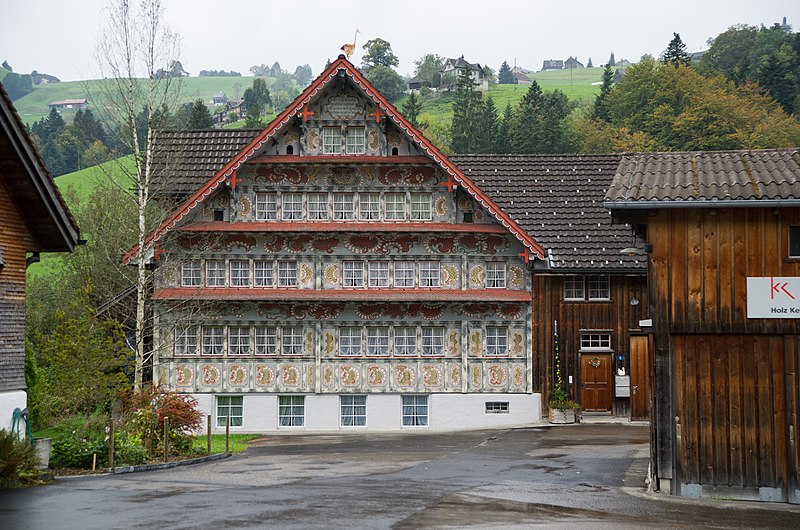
left=0, top=390, right=27, bottom=434
left=193, top=392, right=542, bottom=434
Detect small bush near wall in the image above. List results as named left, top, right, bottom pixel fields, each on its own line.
left=0, top=429, right=40, bottom=487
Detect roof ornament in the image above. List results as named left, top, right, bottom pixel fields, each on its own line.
left=340, top=29, right=360, bottom=59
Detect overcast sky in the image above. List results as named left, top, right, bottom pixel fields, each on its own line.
left=2, top=0, right=797, bottom=81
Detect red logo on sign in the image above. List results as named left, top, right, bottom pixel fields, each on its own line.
left=770, top=277, right=795, bottom=300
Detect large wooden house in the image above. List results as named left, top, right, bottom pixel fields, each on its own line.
left=133, top=56, right=545, bottom=432
left=0, top=83, right=79, bottom=431
left=606, top=150, right=800, bottom=503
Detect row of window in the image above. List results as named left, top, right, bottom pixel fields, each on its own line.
left=180, top=260, right=508, bottom=289
left=174, top=325, right=511, bottom=357
left=216, top=395, right=511, bottom=428
left=253, top=191, right=432, bottom=222
left=564, top=275, right=610, bottom=301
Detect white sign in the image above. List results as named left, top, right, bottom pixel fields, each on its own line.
left=747, top=277, right=800, bottom=318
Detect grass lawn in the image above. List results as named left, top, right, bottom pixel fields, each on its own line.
left=192, top=433, right=262, bottom=454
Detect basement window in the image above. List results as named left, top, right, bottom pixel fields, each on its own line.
left=790, top=226, right=800, bottom=258
left=485, top=402, right=509, bottom=414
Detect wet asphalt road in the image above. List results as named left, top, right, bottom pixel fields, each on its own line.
left=0, top=424, right=798, bottom=529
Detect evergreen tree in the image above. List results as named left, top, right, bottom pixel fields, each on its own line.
left=401, top=91, right=423, bottom=127
left=662, top=32, right=691, bottom=67
left=450, top=68, right=483, bottom=153
left=509, top=81, right=544, bottom=153
left=539, top=90, right=575, bottom=153
left=587, top=57, right=593, bottom=68
left=498, top=61, right=514, bottom=84
left=186, top=98, right=214, bottom=128
left=592, top=64, right=615, bottom=122
left=243, top=77, right=272, bottom=123
left=494, top=103, right=513, bottom=153
left=608, top=52, right=616, bottom=67
left=270, top=62, right=282, bottom=77
left=475, top=97, right=498, bottom=153
left=756, top=44, right=799, bottom=113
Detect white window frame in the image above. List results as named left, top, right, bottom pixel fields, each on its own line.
left=421, top=327, right=444, bottom=356
left=343, top=261, right=365, bottom=288
left=202, top=326, right=225, bottom=356
left=333, top=193, right=354, bottom=220
left=254, top=326, right=278, bottom=356
left=281, top=192, right=303, bottom=220
left=346, top=127, right=366, bottom=155
left=307, top=192, right=329, bottom=220
left=419, top=261, right=440, bottom=287
left=255, top=192, right=277, bottom=221
left=588, top=275, right=610, bottom=300
left=228, top=326, right=251, bottom=355
left=580, top=334, right=612, bottom=351
left=216, top=395, right=243, bottom=427
left=410, top=193, right=432, bottom=220
left=485, top=402, right=509, bottom=414
left=175, top=326, right=197, bottom=356
left=486, top=326, right=508, bottom=356
left=394, top=261, right=415, bottom=287
left=278, top=261, right=297, bottom=287
left=205, top=260, right=226, bottom=287
left=563, top=275, right=585, bottom=300
left=385, top=193, right=406, bottom=221
left=340, top=395, right=367, bottom=427
left=339, top=326, right=362, bottom=357
left=278, top=395, right=305, bottom=427
left=229, top=260, right=250, bottom=287
left=322, top=127, right=341, bottom=154
left=366, top=327, right=389, bottom=356
left=359, top=193, right=380, bottom=220
left=394, top=326, right=417, bottom=356
left=281, top=326, right=304, bottom=355
left=254, top=260, right=274, bottom=287
left=181, top=261, right=201, bottom=287
left=486, top=262, right=506, bottom=289
left=368, top=261, right=389, bottom=288
left=402, top=395, right=428, bottom=427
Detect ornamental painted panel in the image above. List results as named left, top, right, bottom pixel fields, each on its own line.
left=281, top=364, right=302, bottom=387
left=323, top=264, right=341, bottom=287
left=298, top=263, right=314, bottom=288
left=470, top=330, right=483, bottom=356
left=434, top=196, right=449, bottom=217
left=162, top=266, right=178, bottom=288
left=512, top=364, right=525, bottom=389
left=322, top=364, right=335, bottom=388
left=367, top=365, right=388, bottom=387
left=340, top=365, right=360, bottom=387
left=238, top=196, right=252, bottom=218
left=395, top=364, right=416, bottom=388
left=447, top=330, right=459, bottom=355
left=442, top=265, right=459, bottom=287
left=175, top=364, right=194, bottom=388
left=422, top=364, right=443, bottom=388
left=322, top=330, right=336, bottom=357
left=201, top=364, right=222, bottom=388
left=447, top=364, right=461, bottom=389
left=511, top=330, right=524, bottom=355
left=470, top=365, right=482, bottom=389
left=509, top=266, right=525, bottom=288
left=469, top=265, right=485, bottom=288
left=487, top=364, right=507, bottom=388
left=256, top=364, right=276, bottom=388
left=228, top=364, right=249, bottom=387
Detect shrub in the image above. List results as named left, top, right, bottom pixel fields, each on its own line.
left=113, top=428, right=148, bottom=466
left=0, top=429, right=40, bottom=487
left=50, top=414, right=110, bottom=469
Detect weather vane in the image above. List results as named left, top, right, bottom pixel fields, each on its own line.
left=340, top=29, right=360, bottom=59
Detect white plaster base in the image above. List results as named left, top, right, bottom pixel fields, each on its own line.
left=193, top=392, right=542, bottom=433
left=0, top=390, right=27, bottom=434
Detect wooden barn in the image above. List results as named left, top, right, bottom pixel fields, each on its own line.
left=0, top=82, right=80, bottom=431
left=606, top=150, right=800, bottom=503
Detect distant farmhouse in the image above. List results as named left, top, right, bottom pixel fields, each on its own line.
left=212, top=92, right=228, bottom=105
left=564, top=56, right=584, bottom=69
left=512, top=72, right=531, bottom=85
left=541, top=59, right=564, bottom=71
left=407, top=76, right=431, bottom=93
left=48, top=98, right=88, bottom=110
left=442, top=55, right=489, bottom=91
left=511, top=65, right=532, bottom=75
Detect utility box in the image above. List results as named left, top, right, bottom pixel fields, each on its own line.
left=615, top=375, right=630, bottom=398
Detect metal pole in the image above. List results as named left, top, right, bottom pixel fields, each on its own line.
left=207, top=414, right=212, bottom=455
left=108, top=419, right=115, bottom=469
left=163, top=417, right=170, bottom=463
left=225, top=415, right=230, bottom=454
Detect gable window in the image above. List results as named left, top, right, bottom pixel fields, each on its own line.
left=486, top=262, right=506, bottom=288
left=278, top=261, right=297, bottom=287
left=385, top=193, right=405, bottom=220
left=580, top=334, right=612, bottom=351
left=333, top=193, right=354, bottom=220
left=229, top=326, right=251, bottom=355
left=419, top=261, right=440, bottom=287
left=563, top=276, right=584, bottom=300
left=206, top=260, right=226, bottom=287
left=410, top=193, right=432, bottom=220
left=588, top=276, right=610, bottom=300
left=402, top=395, right=428, bottom=426
left=339, top=326, right=362, bottom=356
left=368, top=261, right=389, bottom=288
left=216, top=396, right=243, bottom=427
left=340, top=395, right=366, bottom=427
left=254, top=260, right=274, bottom=287
left=486, top=326, right=508, bottom=355
left=394, top=327, right=417, bottom=356
left=181, top=261, right=201, bottom=287
left=254, top=326, right=278, bottom=355
left=359, top=193, right=380, bottom=220
left=308, top=193, right=329, bottom=220
left=278, top=396, right=305, bottom=427
left=282, top=193, right=303, bottom=220
left=281, top=326, right=304, bottom=355
left=322, top=127, right=341, bottom=154
left=366, top=327, right=389, bottom=356
left=202, top=326, right=225, bottom=356
left=175, top=326, right=197, bottom=356
left=343, top=261, right=365, bottom=288
left=421, top=327, right=444, bottom=356
left=346, top=127, right=366, bottom=154
left=565, top=275, right=611, bottom=301
left=394, top=261, right=415, bottom=287
left=790, top=226, right=800, bottom=258
left=230, top=260, right=250, bottom=287
left=255, top=192, right=277, bottom=220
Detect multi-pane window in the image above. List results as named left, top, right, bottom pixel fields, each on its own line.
left=486, top=262, right=506, bottom=288
left=278, top=261, right=297, bottom=287
left=307, top=193, right=329, bottom=220
left=343, top=261, right=365, bottom=287
left=339, top=327, right=362, bottom=356
left=216, top=396, right=243, bottom=427
left=202, top=326, right=224, bottom=356
left=254, top=326, right=278, bottom=355
left=588, top=276, right=610, bottom=300
left=402, top=395, right=428, bottom=426
left=366, top=327, right=389, bottom=356
left=254, top=260, right=274, bottom=287
left=485, top=402, right=509, bottom=414
left=228, top=326, right=251, bottom=355
left=340, top=395, right=366, bottom=427
left=255, top=192, right=278, bottom=220
left=175, top=326, right=197, bottom=356
left=359, top=193, right=380, bottom=220
left=394, top=327, right=416, bottom=356
left=421, top=327, right=444, bottom=356
left=419, top=261, right=440, bottom=287
left=385, top=193, right=405, bottom=220
left=181, top=261, right=201, bottom=287
left=333, top=193, right=354, bottom=220
left=486, top=326, right=508, bottom=355
left=278, top=395, right=304, bottom=426
left=205, top=260, right=226, bottom=287
left=281, top=326, right=303, bottom=355
left=368, top=262, right=389, bottom=288
left=280, top=192, right=302, bottom=220
left=322, top=127, right=341, bottom=154
left=580, top=334, right=612, bottom=351
left=229, top=260, right=250, bottom=287
left=563, top=275, right=585, bottom=300
left=394, top=261, right=415, bottom=287
left=791, top=226, right=800, bottom=258
left=346, top=127, right=366, bottom=154
left=410, top=193, right=432, bottom=220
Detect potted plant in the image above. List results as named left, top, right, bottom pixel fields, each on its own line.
left=548, top=320, right=580, bottom=424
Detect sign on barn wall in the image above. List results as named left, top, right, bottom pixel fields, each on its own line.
left=747, top=277, right=800, bottom=318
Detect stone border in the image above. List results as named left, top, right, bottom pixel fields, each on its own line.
left=111, top=452, right=231, bottom=474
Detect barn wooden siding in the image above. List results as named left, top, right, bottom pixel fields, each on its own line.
left=0, top=178, right=37, bottom=392
left=532, top=273, right=647, bottom=415
left=648, top=207, right=800, bottom=499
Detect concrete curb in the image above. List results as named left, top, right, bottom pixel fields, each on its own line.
left=111, top=452, right=231, bottom=474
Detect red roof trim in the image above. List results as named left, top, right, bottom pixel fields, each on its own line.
left=153, top=288, right=531, bottom=302
left=124, top=57, right=544, bottom=264
left=179, top=221, right=509, bottom=233
left=246, top=155, right=434, bottom=165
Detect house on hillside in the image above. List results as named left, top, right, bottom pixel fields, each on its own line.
left=565, top=57, right=584, bottom=69
left=134, top=55, right=541, bottom=432
left=512, top=72, right=531, bottom=85
left=511, top=66, right=532, bottom=75
left=212, top=92, right=228, bottom=105
left=606, top=150, right=800, bottom=503
left=541, top=60, right=564, bottom=71
left=0, top=83, right=80, bottom=432
left=48, top=99, right=88, bottom=110
left=441, top=56, right=488, bottom=91
left=406, top=76, right=431, bottom=93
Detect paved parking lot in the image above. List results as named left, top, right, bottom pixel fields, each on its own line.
left=0, top=425, right=797, bottom=529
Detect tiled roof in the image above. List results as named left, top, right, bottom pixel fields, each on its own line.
left=153, top=288, right=531, bottom=302
left=152, top=128, right=261, bottom=196
left=180, top=221, right=509, bottom=233
left=450, top=154, right=645, bottom=272
left=605, top=149, right=800, bottom=207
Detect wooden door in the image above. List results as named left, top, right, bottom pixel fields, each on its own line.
left=581, top=353, right=612, bottom=412
left=630, top=335, right=650, bottom=421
